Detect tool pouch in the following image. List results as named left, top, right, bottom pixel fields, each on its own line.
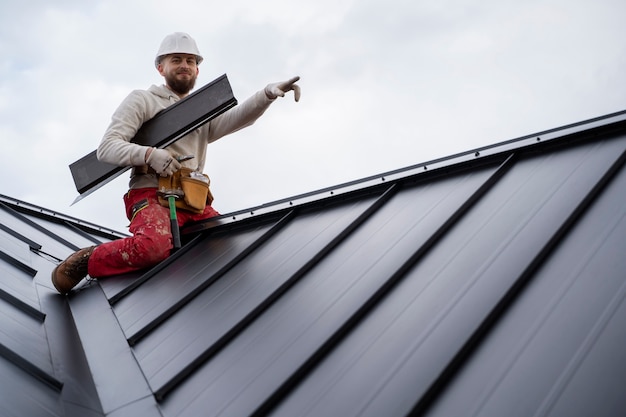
left=158, top=168, right=214, bottom=214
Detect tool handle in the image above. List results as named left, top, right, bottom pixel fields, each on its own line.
left=171, top=218, right=181, bottom=249
left=167, top=196, right=181, bottom=249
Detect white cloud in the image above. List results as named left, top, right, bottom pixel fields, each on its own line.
left=0, top=0, right=625, bottom=233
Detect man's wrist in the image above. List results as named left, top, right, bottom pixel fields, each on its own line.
left=145, top=147, right=153, bottom=163
left=264, top=86, right=277, bottom=100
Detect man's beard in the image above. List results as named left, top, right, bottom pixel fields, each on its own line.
left=165, top=72, right=196, bottom=95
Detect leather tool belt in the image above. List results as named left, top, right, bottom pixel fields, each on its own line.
left=157, top=168, right=214, bottom=214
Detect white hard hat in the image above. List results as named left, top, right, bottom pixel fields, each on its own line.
left=154, top=32, right=203, bottom=68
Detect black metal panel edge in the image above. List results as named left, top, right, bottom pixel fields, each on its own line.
left=0, top=194, right=127, bottom=239
left=0, top=202, right=81, bottom=252
left=409, top=148, right=626, bottom=416
left=0, top=288, right=45, bottom=321
left=187, top=109, right=626, bottom=232
left=69, top=74, right=238, bottom=196
left=40, top=292, right=104, bottom=414
left=0, top=249, right=37, bottom=277
left=0, top=223, right=42, bottom=251
left=128, top=210, right=298, bottom=347
left=107, top=234, right=205, bottom=306
left=60, top=221, right=117, bottom=247
left=68, top=285, right=160, bottom=415
left=250, top=154, right=518, bottom=416
left=154, top=184, right=399, bottom=402
left=0, top=342, right=63, bottom=391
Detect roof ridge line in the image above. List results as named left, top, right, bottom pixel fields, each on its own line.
left=187, top=109, right=626, bottom=233
left=0, top=194, right=127, bottom=239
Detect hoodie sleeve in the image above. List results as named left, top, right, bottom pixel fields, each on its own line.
left=96, top=90, right=156, bottom=167
left=205, top=89, right=274, bottom=143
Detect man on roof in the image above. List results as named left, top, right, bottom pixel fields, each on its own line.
left=51, top=32, right=300, bottom=294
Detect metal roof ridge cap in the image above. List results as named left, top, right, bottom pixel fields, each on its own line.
left=0, top=194, right=128, bottom=238
left=192, top=109, right=626, bottom=230
left=67, top=285, right=159, bottom=415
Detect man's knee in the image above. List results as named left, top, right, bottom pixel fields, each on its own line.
left=133, top=231, right=172, bottom=266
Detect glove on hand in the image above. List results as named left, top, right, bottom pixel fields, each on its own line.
left=146, top=148, right=181, bottom=177
left=265, top=76, right=301, bottom=102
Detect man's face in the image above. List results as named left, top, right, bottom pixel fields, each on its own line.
left=157, top=53, right=199, bottom=96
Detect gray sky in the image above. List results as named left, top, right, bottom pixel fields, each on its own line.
left=1, top=0, right=625, bottom=232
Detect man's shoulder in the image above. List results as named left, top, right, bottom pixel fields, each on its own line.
left=121, top=84, right=167, bottom=98
left=149, top=84, right=182, bottom=102
left=126, top=85, right=169, bottom=100
left=113, top=85, right=174, bottom=119
left=121, top=85, right=174, bottom=109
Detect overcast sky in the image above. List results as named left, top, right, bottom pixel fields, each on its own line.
left=1, top=0, right=625, bottom=232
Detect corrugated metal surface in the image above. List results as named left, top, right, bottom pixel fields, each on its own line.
left=0, top=197, right=126, bottom=417
left=0, top=110, right=625, bottom=416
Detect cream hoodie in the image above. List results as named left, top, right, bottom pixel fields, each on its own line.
left=97, top=84, right=273, bottom=190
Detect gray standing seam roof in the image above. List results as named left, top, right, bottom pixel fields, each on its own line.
left=1, top=109, right=625, bottom=417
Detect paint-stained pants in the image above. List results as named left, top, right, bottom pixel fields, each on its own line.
left=87, top=188, right=219, bottom=278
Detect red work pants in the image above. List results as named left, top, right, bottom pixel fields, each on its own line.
left=87, top=188, right=219, bottom=278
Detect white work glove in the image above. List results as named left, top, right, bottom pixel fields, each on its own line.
left=265, top=76, right=301, bottom=102
left=146, top=148, right=181, bottom=177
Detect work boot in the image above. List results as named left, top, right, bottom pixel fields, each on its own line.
left=51, top=246, right=96, bottom=295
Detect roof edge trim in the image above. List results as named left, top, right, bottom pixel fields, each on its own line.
left=185, top=109, right=626, bottom=233
left=0, top=194, right=127, bottom=239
